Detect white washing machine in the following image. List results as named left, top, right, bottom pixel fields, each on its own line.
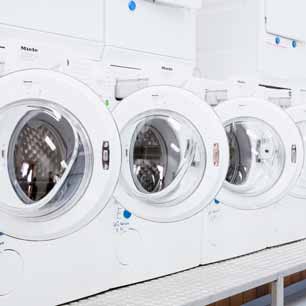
left=269, top=87, right=306, bottom=247
left=110, top=85, right=229, bottom=287
left=186, top=77, right=304, bottom=264
left=196, top=0, right=306, bottom=83
left=0, top=69, right=121, bottom=306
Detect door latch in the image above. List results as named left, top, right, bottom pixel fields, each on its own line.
left=102, top=141, right=110, bottom=170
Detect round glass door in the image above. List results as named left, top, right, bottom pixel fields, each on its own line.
left=216, top=98, right=304, bottom=209
left=225, top=118, right=285, bottom=196
left=1, top=101, right=92, bottom=219
left=113, top=86, right=229, bottom=222
left=0, top=69, right=121, bottom=240
left=123, top=112, right=206, bottom=206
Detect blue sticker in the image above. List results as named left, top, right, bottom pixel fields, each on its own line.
left=292, top=40, right=297, bottom=48
left=128, top=1, right=137, bottom=11
left=123, top=210, right=132, bottom=219
left=214, top=199, right=221, bottom=205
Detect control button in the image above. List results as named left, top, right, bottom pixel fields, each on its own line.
left=123, top=210, right=132, bottom=219
left=275, top=36, right=281, bottom=45
left=128, top=1, right=137, bottom=11
left=0, top=250, right=23, bottom=296
left=292, top=40, right=297, bottom=48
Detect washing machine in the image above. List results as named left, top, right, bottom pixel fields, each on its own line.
left=268, top=86, right=306, bottom=247
left=186, top=77, right=304, bottom=264
left=110, top=84, right=229, bottom=287
left=0, top=68, right=121, bottom=306
left=196, top=0, right=306, bottom=83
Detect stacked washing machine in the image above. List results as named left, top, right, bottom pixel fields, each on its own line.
left=0, top=3, right=121, bottom=306
left=192, top=0, right=306, bottom=264
left=0, top=1, right=236, bottom=306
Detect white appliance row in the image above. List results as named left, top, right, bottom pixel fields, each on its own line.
left=0, top=1, right=306, bottom=306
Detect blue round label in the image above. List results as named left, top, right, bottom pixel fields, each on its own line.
left=128, top=1, right=137, bottom=11
left=123, top=210, right=132, bottom=219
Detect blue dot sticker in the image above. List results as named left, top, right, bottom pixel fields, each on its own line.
left=123, top=210, right=132, bottom=219
left=275, top=36, right=281, bottom=45
left=214, top=199, right=221, bottom=205
left=292, top=40, right=297, bottom=48
left=128, top=1, right=136, bottom=11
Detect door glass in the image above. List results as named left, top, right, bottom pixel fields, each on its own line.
left=224, top=118, right=285, bottom=196
left=4, top=101, right=92, bottom=218
left=122, top=112, right=206, bottom=206
left=291, top=121, right=306, bottom=198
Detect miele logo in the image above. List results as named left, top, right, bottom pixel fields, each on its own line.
left=21, top=46, right=39, bottom=53
left=161, top=66, right=174, bottom=72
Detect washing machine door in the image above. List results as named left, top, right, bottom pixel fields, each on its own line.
left=113, top=86, right=229, bottom=222
left=215, top=97, right=304, bottom=210
left=287, top=105, right=306, bottom=198
left=0, top=69, right=121, bottom=240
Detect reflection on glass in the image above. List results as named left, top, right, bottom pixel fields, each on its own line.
left=8, top=107, right=90, bottom=212
left=13, top=116, right=68, bottom=202
left=132, top=123, right=172, bottom=193
left=225, top=119, right=285, bottom=196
